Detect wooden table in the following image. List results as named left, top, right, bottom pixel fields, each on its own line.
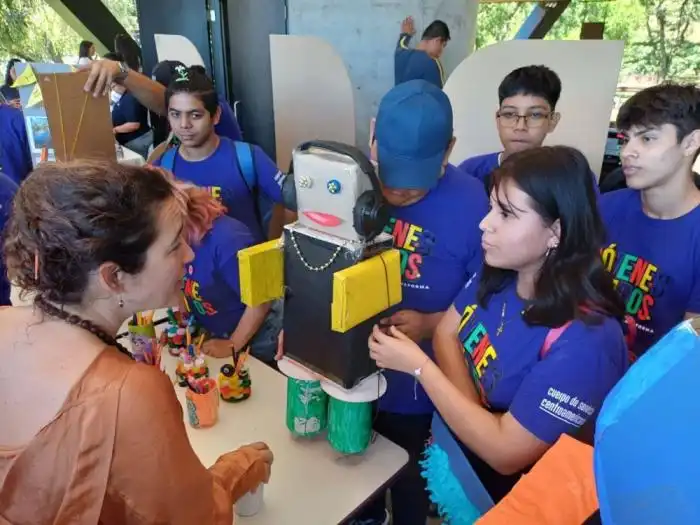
left=122, top=318, right=409, bottom=524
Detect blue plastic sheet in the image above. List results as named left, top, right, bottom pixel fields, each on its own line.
left=595, top=319, right=700, bottom=525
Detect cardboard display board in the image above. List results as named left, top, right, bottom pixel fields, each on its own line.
left=270, top=35, right=356, bottom=171
left=15, top=64, right=115, bottom=164
left=444, top=40, right=624, bottom=177
left=38, top=71, right=115, bottom=162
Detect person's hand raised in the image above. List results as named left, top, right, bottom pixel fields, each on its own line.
left=401, top=16, right=416, bottom=36
left=82, top=59, right=121, bottom=98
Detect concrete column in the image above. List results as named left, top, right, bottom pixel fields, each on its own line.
left=287, top=0, right=479, bottom=150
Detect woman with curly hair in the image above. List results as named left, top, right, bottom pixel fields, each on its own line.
left=0, top=160, right=272, bottom=524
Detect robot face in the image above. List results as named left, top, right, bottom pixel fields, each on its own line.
left=293, top=148, right=374, bottom=242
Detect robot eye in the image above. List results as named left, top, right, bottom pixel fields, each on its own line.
left=298, top=175, right=313, bottom=189
left=327, top=179, right=342, bottom=195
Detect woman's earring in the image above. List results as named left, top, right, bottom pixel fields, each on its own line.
left=118, top=297, right=124, bottom=308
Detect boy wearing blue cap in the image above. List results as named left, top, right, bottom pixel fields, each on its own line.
left=353, top=79, right=488, bottom=525
left=395, top=16, right=450, bottom=88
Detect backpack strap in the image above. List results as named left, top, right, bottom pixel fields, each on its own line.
left=540, top=321, right=573, bottom=359
left=159, top=145, right=178, bottom=172
left=233, top=141, right=256, bottom=192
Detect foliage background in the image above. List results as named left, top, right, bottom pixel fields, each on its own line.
left=0, top=0, right=697, bottom=84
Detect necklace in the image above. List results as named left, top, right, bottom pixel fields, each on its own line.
left=496, top=302, right=507, bottom=336
left=290, top=230, right=342, bottom=272
left=496, top=302, right=529, bottom=337
left=35, top=295, right=133, bottom=359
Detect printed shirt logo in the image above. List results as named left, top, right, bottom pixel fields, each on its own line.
left=208, top=186, right=222, bottom=200
left=183, top=263, right=218, bottom=316
left=458, top=303, right=498, bottom=405
left=384, top=217, right=436, bottom=289
left=601, top=243, right=668, bottom=336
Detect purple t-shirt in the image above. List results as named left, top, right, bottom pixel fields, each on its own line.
left=379, top=164, right=489, bottom=415
left=153, top=137, right=284, bottom=242
left=453, top=274, right=628, bottom=444
left=600, top=189, right=700, bottom=358
left=182, top=216, right=255, bottom=337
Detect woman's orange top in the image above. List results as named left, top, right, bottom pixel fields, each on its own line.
left=0, top=348, right=268, bottom=524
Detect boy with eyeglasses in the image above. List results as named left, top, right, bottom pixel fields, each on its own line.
left=459, top=65, right=561, bottom=190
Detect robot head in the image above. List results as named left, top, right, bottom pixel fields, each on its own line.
left=282, top=141, right=388, bottom=243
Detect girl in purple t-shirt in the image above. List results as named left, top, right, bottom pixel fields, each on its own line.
left=368, top=146, right=629, bottom=519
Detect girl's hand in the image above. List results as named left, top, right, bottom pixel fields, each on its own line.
left=368, top=324, right=427, bottom=375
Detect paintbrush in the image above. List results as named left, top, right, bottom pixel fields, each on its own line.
left=234, top=346, right=251, bottom=376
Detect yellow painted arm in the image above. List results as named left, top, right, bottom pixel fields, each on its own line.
left=238, top=240, right=284, bottom=307
left=331, top=249, right=402, bottom=333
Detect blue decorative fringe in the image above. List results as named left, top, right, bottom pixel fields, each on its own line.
left=420, top=443, right=482, bottom=525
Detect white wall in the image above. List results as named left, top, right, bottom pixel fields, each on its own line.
left=287, top=0, right=478, bottom=150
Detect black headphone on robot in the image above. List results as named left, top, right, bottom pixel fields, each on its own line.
left=282, top=140, right=389, bottom=242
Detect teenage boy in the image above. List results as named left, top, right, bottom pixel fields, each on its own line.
left=151, top=68, right=293, bottom=241
left=351, top=79, right=488, bottom=525
left=459, top=65, right=561, bottom=189
left=395, top=16, right=450, bottom=88
left=599, top=83, right=700, bottom=359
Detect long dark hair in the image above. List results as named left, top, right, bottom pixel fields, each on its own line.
left=477, top=146, right=625, bottom=327
left=4, top=58, right=20, bottom=87
left=78, top=40, right=94, bottom=59
left=114, top=33, right=142, bottom=71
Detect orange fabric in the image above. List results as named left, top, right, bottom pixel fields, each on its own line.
left=0, top=349, right=268, bottom=525
left=476, top=435, right=598, bottom=525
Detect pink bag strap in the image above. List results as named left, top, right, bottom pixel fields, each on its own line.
left=540, top=321, right=573, bottom=359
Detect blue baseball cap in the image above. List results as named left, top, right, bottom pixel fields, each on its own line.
left=375, top=80, right=453, bottom=190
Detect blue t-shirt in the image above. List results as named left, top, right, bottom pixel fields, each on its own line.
left=458, top=152, right=500, bottom=186
left=379, top=164, right=489, bottom=415
left=600, top=189, right=700, bottom=357
left=0, top=173, right=17, bottom=305
left=453, top=274, right=628, bottom=444
left=153, top=137, right=284, bottom=242
left=459, top=151, right=601, bottom=197
left=183, top=216, right=255, bottom=337
left=111, top=91, right=149, bottom=145
left=394, top=33, right=444, bottom=88
left=0, top=104, right=32, bottom=185
left=215, top=95, right=243, bottom=143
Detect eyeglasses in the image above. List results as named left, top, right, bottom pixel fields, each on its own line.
left=497, top=111, right=551, bottom=129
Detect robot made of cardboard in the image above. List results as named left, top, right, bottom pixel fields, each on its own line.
left=238, top=141, right=401, bottom=389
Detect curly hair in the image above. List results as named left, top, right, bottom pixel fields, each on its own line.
left=2, top=161, right=222, bottom=306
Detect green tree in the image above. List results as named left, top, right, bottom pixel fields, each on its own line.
left=0, top=0, right=138, bottom=63
left=475, top=3, right=530, bottom=49
left=101, top=0, right=139, bottom=36
left=630, top=0, right=700, bottom=81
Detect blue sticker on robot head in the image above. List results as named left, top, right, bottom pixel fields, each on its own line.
left=327, top=179, right=341, bottom=194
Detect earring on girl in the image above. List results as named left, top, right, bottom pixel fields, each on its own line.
left=546, top=242, right=559, bottom=258
left=118, top=297, right=124, bottom=308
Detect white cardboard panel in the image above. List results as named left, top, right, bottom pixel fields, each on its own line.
left=270, top=35, right=356, bottom=171
left=154, top=34, right=205, bottom=67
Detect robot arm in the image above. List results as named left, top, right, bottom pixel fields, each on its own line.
left=331, top=249, right=402, bottom=333
left=238, top=239, right=285, bottom=307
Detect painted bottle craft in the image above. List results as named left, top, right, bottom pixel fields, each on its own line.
left=176, top=335, right=209, bottom=387
left=286, top=377, right=328, bottom=437
left=218, top=363, right=252, bottom=402
left=128, top=312, right=161, bottom=366
left=185, top=377, right=219, bottom=429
